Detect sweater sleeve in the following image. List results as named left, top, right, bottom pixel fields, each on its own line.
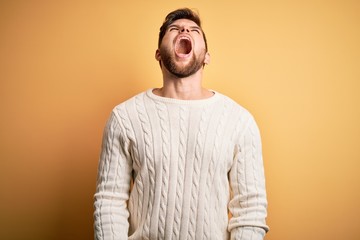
left=94, top=111, right=133, bottom=240
left=228, top=116, right=269, bottom=240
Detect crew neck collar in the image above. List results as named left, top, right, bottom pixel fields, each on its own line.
left=146, top=88, right=220, bottom=105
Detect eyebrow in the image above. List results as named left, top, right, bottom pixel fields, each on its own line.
left=168, top=24, right=201, bottom=31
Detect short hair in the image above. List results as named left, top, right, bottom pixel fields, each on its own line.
left=158, top=8, right=208, bottom=51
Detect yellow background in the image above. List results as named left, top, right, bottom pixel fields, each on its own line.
left=1, top=1, right=359, bottom=239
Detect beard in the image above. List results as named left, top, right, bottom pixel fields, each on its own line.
left=159, top=46, right=206, bottom=78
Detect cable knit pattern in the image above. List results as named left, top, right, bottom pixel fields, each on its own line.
left=155, top=101, right=170, bottom=239
left=135, top=95, right=155, bottom=240
left=173, top=105, right=188, bottom=238
left=203, top=98, right=229, bottom=239
left=116, top=105, right=142, bottom=228
left=94, top=89, right=269, bottom=240
left=188, top=105, right=210, bottom=240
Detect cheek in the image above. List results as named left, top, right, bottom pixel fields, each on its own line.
left=162, top=32, right=176, bottom=44
left=194, top=43, right=206, bottom=54
left=194, top=36, right=206, bottom=50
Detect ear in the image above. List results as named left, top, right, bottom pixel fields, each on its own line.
left=155, top=49, right=161, bottom=61
left=204, top=52, right=210, bottom=65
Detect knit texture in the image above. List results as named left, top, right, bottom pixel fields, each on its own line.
left=94, top=89, right=269, bottom=240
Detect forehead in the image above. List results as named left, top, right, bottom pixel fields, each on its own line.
left=169, top=19, right=200, bottom=28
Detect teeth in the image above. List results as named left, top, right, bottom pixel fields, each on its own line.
left=179, top=36, right=190, bottom=41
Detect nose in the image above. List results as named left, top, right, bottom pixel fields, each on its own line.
left=180, top=27, right=190, bottom=33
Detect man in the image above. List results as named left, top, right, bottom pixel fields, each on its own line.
left=94, top=8, right=269, bottom=240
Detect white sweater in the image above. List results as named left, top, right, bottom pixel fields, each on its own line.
left=94, top=89, right=269, bottom=240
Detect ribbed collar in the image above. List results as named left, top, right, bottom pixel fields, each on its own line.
left=146, top=88, right=221, bottom=106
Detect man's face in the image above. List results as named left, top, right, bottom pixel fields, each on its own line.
left=156, top=19, right=210, bottom=78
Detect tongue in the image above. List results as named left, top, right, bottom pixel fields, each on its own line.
left=176, top=39, right=191, bottom=55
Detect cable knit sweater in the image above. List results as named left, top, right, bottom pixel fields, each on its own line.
left=94, top=89, right=269, bottom=240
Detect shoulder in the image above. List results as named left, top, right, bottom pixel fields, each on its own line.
left=112, top=90, right=153, bottom=114
left=104, top=90, right=149, bottom=125
left=215, top=91, right=254, bottom=121
left=114, top=90, right=147, bottom=109
left=214, top=92, right=261, bottom=140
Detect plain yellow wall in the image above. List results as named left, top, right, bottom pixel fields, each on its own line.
left=1, top=1, right=359, bottom=239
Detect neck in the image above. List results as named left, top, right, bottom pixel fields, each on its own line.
left=154, top=69, right=213, bottom=100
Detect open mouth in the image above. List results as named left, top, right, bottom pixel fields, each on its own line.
left=175, top=36, right=192, bottom=56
